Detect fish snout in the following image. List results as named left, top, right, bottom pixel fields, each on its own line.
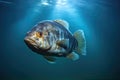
left=24, top=37, right=37, bottom=46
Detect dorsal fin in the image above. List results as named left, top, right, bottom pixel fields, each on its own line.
left=54, top=19, right=69, bottom=29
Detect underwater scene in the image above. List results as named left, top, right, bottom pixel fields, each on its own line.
left=0, top=0, right=120, bottom=80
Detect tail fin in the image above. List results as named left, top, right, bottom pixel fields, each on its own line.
left=74, top=30, right=86, bottom=55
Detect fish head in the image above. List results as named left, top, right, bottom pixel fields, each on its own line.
left=24, top=26, right=51, bottom=51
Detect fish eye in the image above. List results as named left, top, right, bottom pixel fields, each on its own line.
left=39, top=32, right=42, bottom=36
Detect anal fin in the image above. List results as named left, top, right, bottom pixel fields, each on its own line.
left=66, top=52, right=79, bottom=61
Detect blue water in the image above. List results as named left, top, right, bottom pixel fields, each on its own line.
left=0, top=0, right=120, bottom=80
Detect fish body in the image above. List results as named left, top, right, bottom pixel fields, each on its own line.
left=24, top=19, right=86, bottom=63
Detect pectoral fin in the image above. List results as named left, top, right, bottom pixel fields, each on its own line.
left=66, top=52, right=79, bottom=61
left=56, top=39, right=69, bottom=49
left=43, top=56, right=56, bottom=63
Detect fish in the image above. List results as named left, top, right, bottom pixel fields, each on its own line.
left=24, top=19, right=86, bottom=63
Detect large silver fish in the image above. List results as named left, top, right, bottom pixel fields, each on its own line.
left=24, top=19, right=86, bottom=63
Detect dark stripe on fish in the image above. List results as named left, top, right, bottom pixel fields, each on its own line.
left=52, top=21, right=77, bottom=53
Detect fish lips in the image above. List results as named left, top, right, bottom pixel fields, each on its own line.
left=24, top=37, right=51, bottom=51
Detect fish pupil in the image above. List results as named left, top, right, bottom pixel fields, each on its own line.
left=39, top=32, right=42, bottom=36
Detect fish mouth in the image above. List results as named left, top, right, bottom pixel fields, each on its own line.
left=24, top=37, right=51, bottom=51
left=24, top=37, right=38, bottom=48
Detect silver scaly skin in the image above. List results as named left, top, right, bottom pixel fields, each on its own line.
left=24, top=20, right=78, bottom=57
